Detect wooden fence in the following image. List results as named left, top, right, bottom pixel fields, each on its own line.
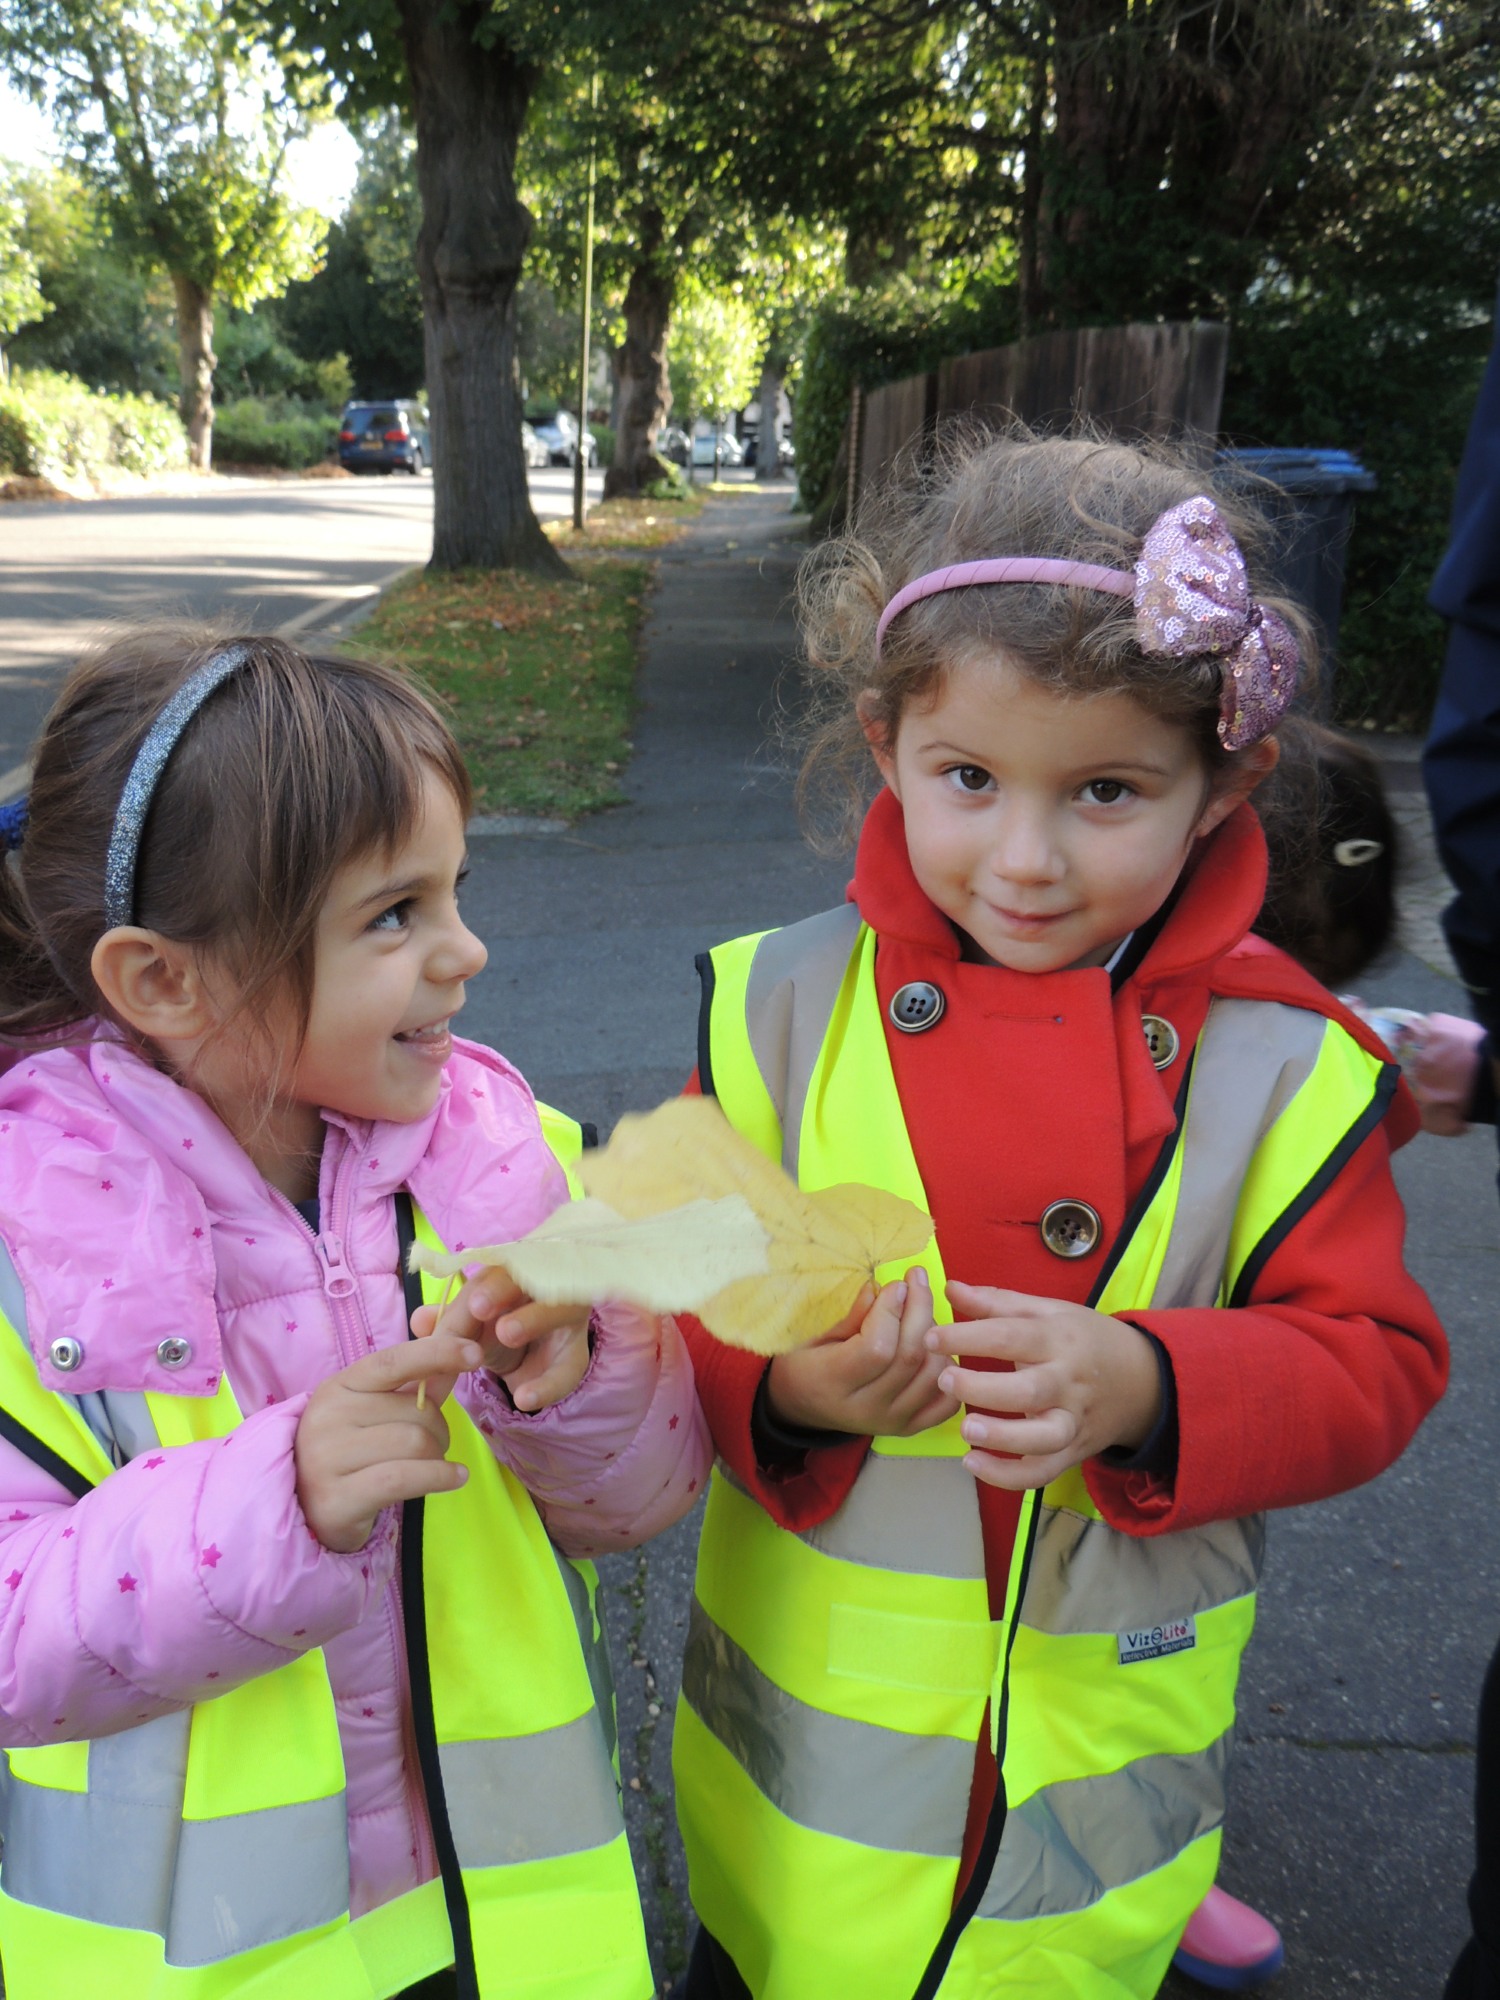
left=847, top=320, right=1229, bottom=522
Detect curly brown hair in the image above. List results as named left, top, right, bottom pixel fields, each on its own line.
left=794, top=420, right=1322, bottom=848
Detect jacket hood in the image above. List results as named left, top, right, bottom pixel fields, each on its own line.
left=0, top=1035, right=563, bottom=1398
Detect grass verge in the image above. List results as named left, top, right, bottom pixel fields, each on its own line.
left=358, top=558, right=650, bottom=820
left=544, top=488, right=706, bottom=551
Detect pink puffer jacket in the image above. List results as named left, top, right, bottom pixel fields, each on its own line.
left=0, top=1033, right=709, bottom=1917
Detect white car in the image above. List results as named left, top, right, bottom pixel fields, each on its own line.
left=521, top=422, right=551, bottom=469
left=690, top=430, right=744, bottom=469
left=532, top=411, right=598, bottom=467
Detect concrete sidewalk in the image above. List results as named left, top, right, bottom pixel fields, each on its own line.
left=449, top=484, right=1496, bottom=1996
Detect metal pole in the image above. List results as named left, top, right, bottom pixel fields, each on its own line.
left=572, top=73, right=598, bottom=533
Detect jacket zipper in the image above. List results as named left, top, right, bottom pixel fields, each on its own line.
left=272, top=1152, right=440, bottom=1890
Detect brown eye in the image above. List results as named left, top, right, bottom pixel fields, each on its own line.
left=1085, top=779, right=1128, bottom=804
left=955, top=766, right=991, bottom=792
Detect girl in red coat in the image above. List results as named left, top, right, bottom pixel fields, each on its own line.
left=674, top=428, right=1448, bottom=2000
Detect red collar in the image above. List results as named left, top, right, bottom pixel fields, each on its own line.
left=849, top=786, right=1269, bottom=982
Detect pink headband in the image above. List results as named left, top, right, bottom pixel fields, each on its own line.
left=874, top=494, right=1300, bottom=751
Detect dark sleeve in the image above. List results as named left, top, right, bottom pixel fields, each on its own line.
left=1096, top=1331, right=1179, bottom=1480
left=1424, top=318, right=1500, bottom=1036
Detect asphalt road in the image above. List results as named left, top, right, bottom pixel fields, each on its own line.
left=0, top=462, right=602, bottom=791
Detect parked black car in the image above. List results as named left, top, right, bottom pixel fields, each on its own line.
left=338, top=400, right=431, bottom=474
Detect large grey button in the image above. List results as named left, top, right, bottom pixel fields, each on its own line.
left=1141, top=1015, right=1180, bottom=1069
left=1039, top=1199, right=1102, bottom=1258
left=889, top=982, right=946, bottom=1034
left=156, top=1336, right=193, bottom=1370
left=48, top=1336, right=84, bottom=1373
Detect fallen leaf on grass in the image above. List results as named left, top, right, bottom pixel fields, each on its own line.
left=580, top=1097, right=932, bottom=1354
left=408, top=1193, right=770, bottom=1313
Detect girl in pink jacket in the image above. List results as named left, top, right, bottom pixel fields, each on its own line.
left=0, top=630, right=709, bottom=2000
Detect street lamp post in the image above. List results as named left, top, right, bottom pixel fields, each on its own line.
left=572, top=73, right=598, bottom=534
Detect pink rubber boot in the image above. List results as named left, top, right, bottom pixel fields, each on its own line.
left=1172, top=1885, right=1285, bottom=1990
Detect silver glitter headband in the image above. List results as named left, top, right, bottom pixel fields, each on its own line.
left=102, top=642, right=254, bottom=929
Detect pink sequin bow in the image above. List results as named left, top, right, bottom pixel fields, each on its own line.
left=1134, top=495, right=1300, bottom=750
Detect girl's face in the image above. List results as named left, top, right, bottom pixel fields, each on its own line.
left=865, top=654, right=1259, bottom=975
left=190, top=765, right=487, bottom=1195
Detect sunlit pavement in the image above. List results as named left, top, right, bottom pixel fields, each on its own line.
left=0, top=461, right=604, bottom=786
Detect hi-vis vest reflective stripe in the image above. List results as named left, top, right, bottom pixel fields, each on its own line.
left=675, top=907, right=1395, bottom=2000
left=0, top=1111, right=654, bottom=2000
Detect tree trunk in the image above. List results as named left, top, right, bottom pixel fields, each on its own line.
left=755, top=356, right=783, bottom=481
left=397, top=0, right=566, bottom=574
left=171, top=273, right=215, bottom=473
left=604, top=244, right=675, bottom=501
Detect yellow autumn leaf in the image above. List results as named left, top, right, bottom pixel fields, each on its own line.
left=579, top=1096, right=933, bottom=1354
left=408, top=1193, right=771, bottom=1314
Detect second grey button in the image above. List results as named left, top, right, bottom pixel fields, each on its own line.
left=156, top=1336, right=193, bottom=1369
left=1039, top=1199, right=1102, bottom=1258
left=889, top=982, right=946, bottom=1033
left=1141, top=1015, right=1180, bottom=1069
left=48, top=1336, right=84, bottom=1373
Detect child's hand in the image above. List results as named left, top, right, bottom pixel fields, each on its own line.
left=413, top=1273, right=592, bottom=1412
left=295, top=1333, right=482, bottom=1553
left=930, top=1281, right=1162, bottom=1491
left=765, top=1267, right=959, bottom=1439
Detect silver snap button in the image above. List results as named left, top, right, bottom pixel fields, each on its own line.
left=889, top=982, right=945, bottom=1034
left=1141, top=1015, right=1180, bottom=1069
left=156, top=1336, right=192, bottom=1370
left=1039, top=1199, right=1102, bottom=1258
left=48, top=1336, right=84, bottom=1373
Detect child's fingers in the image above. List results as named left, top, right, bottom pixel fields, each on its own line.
left=509, top=1333, right=593, bottom=1412
left=335, top=1452, right=470, bottom=1521
left=964, top=1442, right=1075, bottom=1492
left=341, top=1334, right=483, bottom=1397
left=808, top=1281, right=878, bottom=1350
left=893, top=1266, right=936, bottom=1362
left=926, top=1309, right=1050, bottom=1369
left=937, top=1359, right=1051, bottom=1415
left=843, top=1280, right=910, bottom=1377
left=484, top=1301, right=591, bottom=1373
left=944, top=1279, right=1046, bottom=1320
left=961, top=1405, right=1076, bottom=1462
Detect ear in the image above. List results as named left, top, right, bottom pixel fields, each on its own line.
left=1194, top=735, right=1279, bottom=840
left=90, top=928, right=221, bottom=1045
left=857, top=690, right=900, bottom=797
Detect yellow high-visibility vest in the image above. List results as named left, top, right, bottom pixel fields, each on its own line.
left=0, top=1110, right=654, bottom=2000
left=675, top=909, right=1393, bottom=2000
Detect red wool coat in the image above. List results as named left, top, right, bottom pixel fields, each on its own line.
left=686, top=789, right=1446, bottom=1537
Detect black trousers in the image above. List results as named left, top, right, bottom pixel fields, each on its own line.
left=678, top=1925, right=751, bottom=2000
left=1448, top=1629, right=1500, bottom=2000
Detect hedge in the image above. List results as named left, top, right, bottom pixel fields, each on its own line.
left=211, top=396, right=336, bottom=470
left=0, top=368, right=188, bottom=480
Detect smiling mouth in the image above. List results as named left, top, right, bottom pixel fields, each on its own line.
left=395, top=1017, right=454, bottom=1045
left=991, top=906, right=1070, bottom=928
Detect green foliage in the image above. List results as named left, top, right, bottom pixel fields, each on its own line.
left=588, top=422, right=615, bottom=464
left=0, top=0, right=330, bottom=305
left=795, top=274, right=1020, bottom=510
left=210, top=394, right=335, bottom=467
left=5, top=166, right=176, bottom=397
left=644, top=464, right=688, bottom=501
left=279, top=114, right=425, bottom=399
left=0, top=174, right=48, bottom=348
left=0, top=367, right=187, bottom=477
left=668, top=283, right=764, bottom=427
left=215, top=305, right=353, bottom=408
